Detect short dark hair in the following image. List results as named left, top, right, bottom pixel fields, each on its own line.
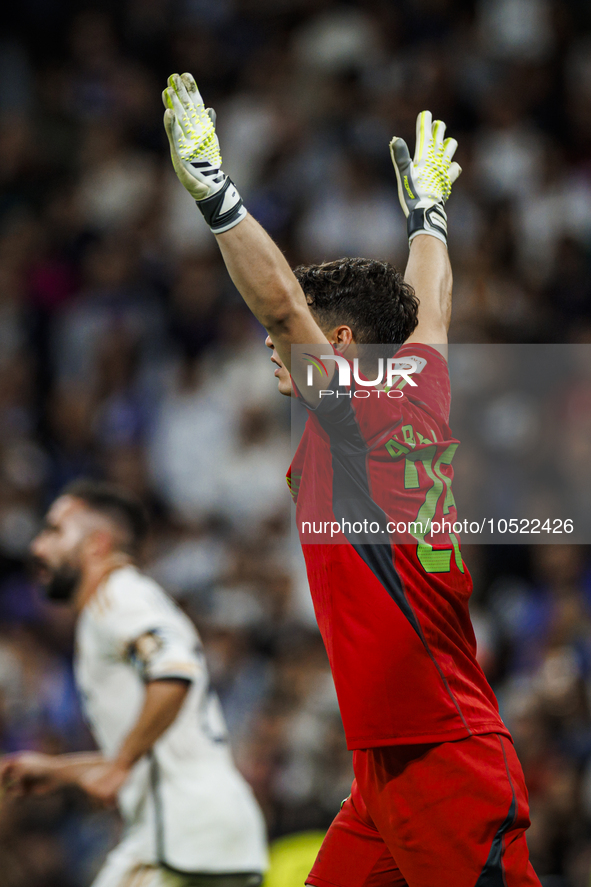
left=60, top=479, right=149, bottom=556
left=293, top=257, right=419, bottom=346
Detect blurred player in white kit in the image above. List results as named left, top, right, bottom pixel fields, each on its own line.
left=0, top=479, right=268, bottom=887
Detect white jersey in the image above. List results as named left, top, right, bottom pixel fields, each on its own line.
left=75, top=565, right=268, bottom=876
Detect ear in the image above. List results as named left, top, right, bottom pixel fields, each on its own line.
left=330, top=325, right=354, bottom=349
left=83, top=529, right=114, bottom=560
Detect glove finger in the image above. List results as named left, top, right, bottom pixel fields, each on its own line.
left=181, top=72, right=202, bottom=101
left=414, top=111, right=432, bottom=164
left=390, top=137, right=414, bottom=217
left=164, top=84, right=193, bottom=139
left=171, top=73, right=192, bottom=109
left=164, top=110, right=193, bottom=169
left=432, top=119, right=446, bottom=149
left=206, top=107, right=217, bottom=128
left=390, top=137, right=412, bottom=171
left=163, top=109, right=183, bottom=161
left=443, top=137, right=458, bottom=161
left=163, top=108, right=175, bottom=142
left=448, top=161, right=462, bottom=183
left=163, top=84, right=184, bottom=119
left=180, top=72, right=207, bottom=119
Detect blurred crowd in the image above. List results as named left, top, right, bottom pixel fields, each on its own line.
left=0, top=0, right=591, bottom=884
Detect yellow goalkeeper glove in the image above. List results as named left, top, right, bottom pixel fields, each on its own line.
left=163, top=73, right=246, bottom=234
left=390, top=111, right=461, bottom=246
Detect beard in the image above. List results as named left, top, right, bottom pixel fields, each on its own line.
left=32, top=558, right=82, bottom=602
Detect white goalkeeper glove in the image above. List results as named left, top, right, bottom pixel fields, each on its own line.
left=163, top=73, right=246, bottom=234
left=390, top=111, right=461, bottom=247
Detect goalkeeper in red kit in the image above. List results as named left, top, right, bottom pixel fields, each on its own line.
left=163, top=74, right=541, bottom=887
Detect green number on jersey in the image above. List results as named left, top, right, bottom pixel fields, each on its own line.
left=386, top=434, right=464, bottom=574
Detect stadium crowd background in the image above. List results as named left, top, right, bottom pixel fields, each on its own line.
left=1, top=0, right=591, bottom=884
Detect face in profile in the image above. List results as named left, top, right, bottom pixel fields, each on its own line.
left=265, top=335, right=293, bottom=396
left=30, top=496, right=87, bottom=601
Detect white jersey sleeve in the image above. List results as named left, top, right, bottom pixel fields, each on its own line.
left=91, top=566, right=201, bottom=684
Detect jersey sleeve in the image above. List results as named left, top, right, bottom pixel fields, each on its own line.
left=395, top=343, right=451, bottom=424
left=127, top=625, right=201, bottom=683
left=95, top=572, right=202, bottom=684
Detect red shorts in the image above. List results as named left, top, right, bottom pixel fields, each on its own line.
left=307, top=733, right=541, bottom=887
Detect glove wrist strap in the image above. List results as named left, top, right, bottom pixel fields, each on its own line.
left=196, top=176, right=246, bottom=234
left=407, top=203, right=448, bottom=246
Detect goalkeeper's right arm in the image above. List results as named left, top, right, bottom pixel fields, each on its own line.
left=162, top=73, right=334, bottom=399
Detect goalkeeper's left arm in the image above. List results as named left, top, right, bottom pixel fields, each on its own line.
left=389, top=111, right=462, bottom=351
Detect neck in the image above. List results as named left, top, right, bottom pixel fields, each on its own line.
left=73, top=552, right=134, bottom=613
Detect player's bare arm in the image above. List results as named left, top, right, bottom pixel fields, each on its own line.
left=0, top=678, right=188, bottom=807
left=0, top=751, right=103, bottom=797
left=79, top=678, right=189, bottom=805
left=390, top=110, right=461, bottom=355
left=162, top=73, right=331, bottom=399
left=404, top=235, right=452, bottom=349
left=215, top=213, right=332, bottom=380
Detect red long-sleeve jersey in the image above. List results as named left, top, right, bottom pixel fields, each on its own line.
left=287, top=343, right=509, bottom=749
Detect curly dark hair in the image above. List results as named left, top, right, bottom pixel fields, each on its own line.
left=293, top=257, right=419, bottom=346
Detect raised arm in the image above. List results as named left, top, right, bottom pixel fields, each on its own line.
left=390, top=111, right=461, bottom=354
left=214, top=213, right=328, bottom=363
left=162, top=73, right=330, bottom=396
left=404, top=235, right=452, bottom=347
